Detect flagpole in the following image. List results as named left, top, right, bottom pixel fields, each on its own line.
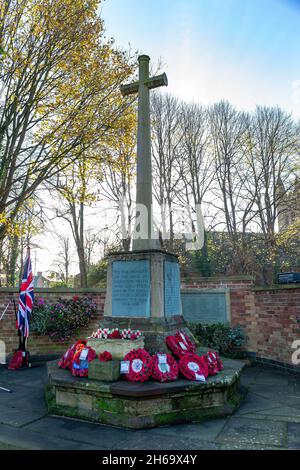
left=14, top=245, right=32, bottom=368
left=23, top=246, right=30, bottom=361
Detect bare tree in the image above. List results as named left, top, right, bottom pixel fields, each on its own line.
left=176, top=102, right=213, bottom=242
left=151, top=93, right=183, bottom=246
left=98, top=118, right=136, bottom=252
left=208, top=101, right=252, bottom=273
left=243, top=106, right=300, bottom=282
left=55, top=233, right=72, bottom=285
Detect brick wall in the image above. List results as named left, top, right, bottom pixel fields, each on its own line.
left=181, top=276, right=300, bottom=366
left=0, top=288, right=105, bottom=357
left=1, top=278, right=300, bottom=367
left=181, top=276, right=258, bottom=353
left=253, top=287, right=300, bottom=364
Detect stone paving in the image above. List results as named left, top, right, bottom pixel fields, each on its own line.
left=0, top=363, right=299, bottom=450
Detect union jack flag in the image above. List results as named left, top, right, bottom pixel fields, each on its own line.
left=17, top=249, right=34, bottom=338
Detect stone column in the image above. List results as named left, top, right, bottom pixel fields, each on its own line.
left=133, top=55, right=158, bottom=251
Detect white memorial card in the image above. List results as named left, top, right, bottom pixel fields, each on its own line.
left=195, top=373, right=206, bottom=382
left=158, top=354, right=167, bottom=364
left=120, top=361, right=130, bottom=373
left=79, top=348, right=89, bottom=360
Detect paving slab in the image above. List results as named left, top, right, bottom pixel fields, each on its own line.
left=0, top=363, right=299, bottom=450
left=0, top=441, right=26, bottom=450
left=220, top=442, right=284, bottom=450
left=286, top=423, right=300, bottom=449
left=26, top=416, right=134, bottom=449
left=0, top=422, right=99, bottom=450
left=217, top=417, right=287, bottom=447
left=140, top=419, right=227, bottom=441
left=116, top=434, right=221, bottom=450
left=234, top=393, right=282, bottom=416
left=0, top=409, right=46, bottom=428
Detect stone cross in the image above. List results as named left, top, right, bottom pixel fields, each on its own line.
left=121, top=55, right=168, bottom=251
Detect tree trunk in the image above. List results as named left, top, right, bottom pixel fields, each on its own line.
left=7, top=234, right=19, bottom=286
left=78, top=202, right=87, bottom=287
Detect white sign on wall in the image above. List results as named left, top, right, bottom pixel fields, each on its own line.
left=0, top=340, right=6, bottom=364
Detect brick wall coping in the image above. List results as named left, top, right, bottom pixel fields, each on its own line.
left=181, top=288, right=229, bottom=294
left=181, top=275, right=255, bottom=282
left=0, top=287, right=106, bottom=294
left=2, top=279, right=299, bottom=294
left=253, top=284, right=300, bottom=292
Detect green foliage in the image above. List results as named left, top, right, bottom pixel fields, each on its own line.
left=191, top=231, right=213, bottom=277
left=87, top=259, right=108, bottom=287
left=50, top=281, right=69, bottom=288
left=189, top=322, right=246, bottom=357
left=31, top=296, right=97, bottom=339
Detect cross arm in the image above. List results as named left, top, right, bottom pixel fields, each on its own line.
left=120, top=81, right=139, bottom=97
left=120, top=73, right=168, bottom=96
left=145, top=73, right=168, bottom=90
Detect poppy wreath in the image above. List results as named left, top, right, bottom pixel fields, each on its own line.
left=150, top=353, right=178, bottom=383
left=71, top=344, right=97, bottom=377
left=206, top=351, right=223, bottom=372
left=123, top=348, right=152, bottom=383
left=166, top=330, right=196, bottom=357
left=178, top=353, right=209, bottom=381
left=8, top=350, right=23, bottom=370
left=108, top=329, right=121, bottom=339
left=99, top=351, right=112, bottom=362
left=58, top=339, right=87, bottom=370
left=175, top=331, right=196, bottom=353
left=202, top=351, right=219, bottom=376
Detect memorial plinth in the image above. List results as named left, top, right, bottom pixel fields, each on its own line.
left=46, top=357, right=246, bottom=429
left=102, top=249, right=193, bottom=352
left=87, top=337, right=145, bottom=359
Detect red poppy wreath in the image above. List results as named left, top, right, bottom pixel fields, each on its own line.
left=151, top=353, right=178, bottom=382
left=99, top=351, right=112, bottom=362
left=123, top=348, right=152, bottom=383
left=58, top=339, right=87, bottom=370
left=178, top=353, right=209, bottom=381
left=203, top=351, right=223, bottom=375
left=166, top=330, right=196, bottom=357
left=71, top=344, right=97, bottom=377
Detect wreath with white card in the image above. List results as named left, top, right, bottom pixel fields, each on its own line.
left=122, top=348, right=152, bottom=382
left=151, top=353, right=178, bottom=382
left=178, top=353, right=209, bottom=381
left=166, top=331, right=196, bottom=357
left=203, top=351, right=223, bottom=375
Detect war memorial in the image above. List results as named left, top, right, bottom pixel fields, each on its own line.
left=45, top=55, right=245, bottom=429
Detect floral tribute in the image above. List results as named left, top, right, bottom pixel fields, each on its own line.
left=150, top=353, right=178, bottom=383
left=203, top=351, right=223, bottom=376
left=8, top=350, right=24, bottom=370
left=166, top=330, right=196, bottom=357
left=91, top=327, right=142, bottom=340
left=99, top=351, right=112, bottom=362
left=122, top=348, right=152, bottom=383
left=58, top=339, right=87, bottom=370
left=178, top=353, right=209, bottom=381
left=108, top=329, right=121, bottom=339
left=71, top=343, right=96, bottom=377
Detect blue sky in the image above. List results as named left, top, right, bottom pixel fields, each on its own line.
left=101, top=0, right=300, bottom=117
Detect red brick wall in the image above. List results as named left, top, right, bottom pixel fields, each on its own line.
left=1, top=279, right=300, bottom=366
left=0, top=288, right=105, bottom=357
left=181, top=276, right=258, bottom=353
left=253, top=287, right=300, bottom=364
left=181, top=276, right=300, bottom=366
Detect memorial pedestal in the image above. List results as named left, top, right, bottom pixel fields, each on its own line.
left=103, top=249, right=197, bottom=353
left=87, top=337, right=145, bottom=359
